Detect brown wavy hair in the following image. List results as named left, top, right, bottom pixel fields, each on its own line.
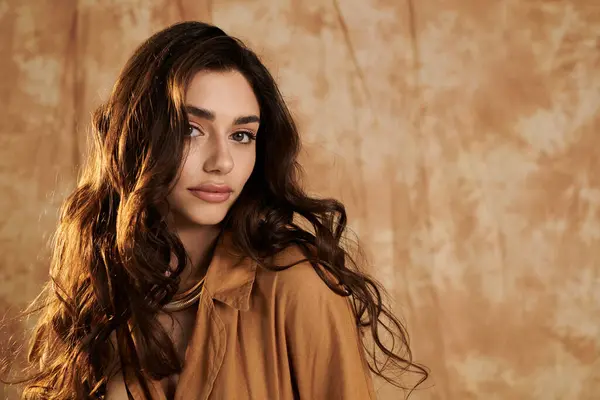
left=1, top=21, right=428, bottom=399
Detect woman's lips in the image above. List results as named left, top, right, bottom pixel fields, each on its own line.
left=188, top=189, right=232, bottom=203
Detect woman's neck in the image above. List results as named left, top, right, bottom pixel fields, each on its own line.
left=170, top=223, right=222, bottom=293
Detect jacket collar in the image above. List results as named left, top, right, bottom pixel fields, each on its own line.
left=202, top=230, right=258, bottom=311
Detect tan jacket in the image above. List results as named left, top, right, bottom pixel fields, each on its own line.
left=125, top=232, right=377, bottom=399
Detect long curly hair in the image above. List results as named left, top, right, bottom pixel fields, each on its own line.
left=1, top=21, right=428, bottom=399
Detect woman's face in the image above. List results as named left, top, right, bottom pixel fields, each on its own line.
left=166, top=69, right=260, bottom=228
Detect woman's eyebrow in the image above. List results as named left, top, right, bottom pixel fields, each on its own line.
left=185, top=105, right=260, bottom=125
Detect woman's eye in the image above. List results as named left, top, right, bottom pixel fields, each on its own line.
left=232, top=131, right=256, bottom=144
left=187, top=125, right=202, bottom=138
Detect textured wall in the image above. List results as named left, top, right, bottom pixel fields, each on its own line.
left=1, top=0, right=599, bottom=399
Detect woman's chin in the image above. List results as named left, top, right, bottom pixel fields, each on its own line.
left=188, top=208, right=230, bottom=227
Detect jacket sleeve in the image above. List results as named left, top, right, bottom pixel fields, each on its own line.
left=282, top=263, right=377, bottom=400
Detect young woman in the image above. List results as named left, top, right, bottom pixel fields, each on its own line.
left=4, top=21, right=427, bottom=399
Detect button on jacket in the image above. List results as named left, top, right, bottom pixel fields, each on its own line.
left=125, top=231, right=377, bottom=399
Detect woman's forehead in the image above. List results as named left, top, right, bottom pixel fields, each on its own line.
left=184, top=70, right=260, bottom=121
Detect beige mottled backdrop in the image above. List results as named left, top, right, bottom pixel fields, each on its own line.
left=1, top=0, right=599, bottom=399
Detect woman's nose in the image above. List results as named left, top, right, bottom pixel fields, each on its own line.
left=203, top=136, right=234, bottom=174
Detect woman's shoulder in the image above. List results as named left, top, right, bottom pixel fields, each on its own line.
left=256, top=243, right=347, bottom=305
